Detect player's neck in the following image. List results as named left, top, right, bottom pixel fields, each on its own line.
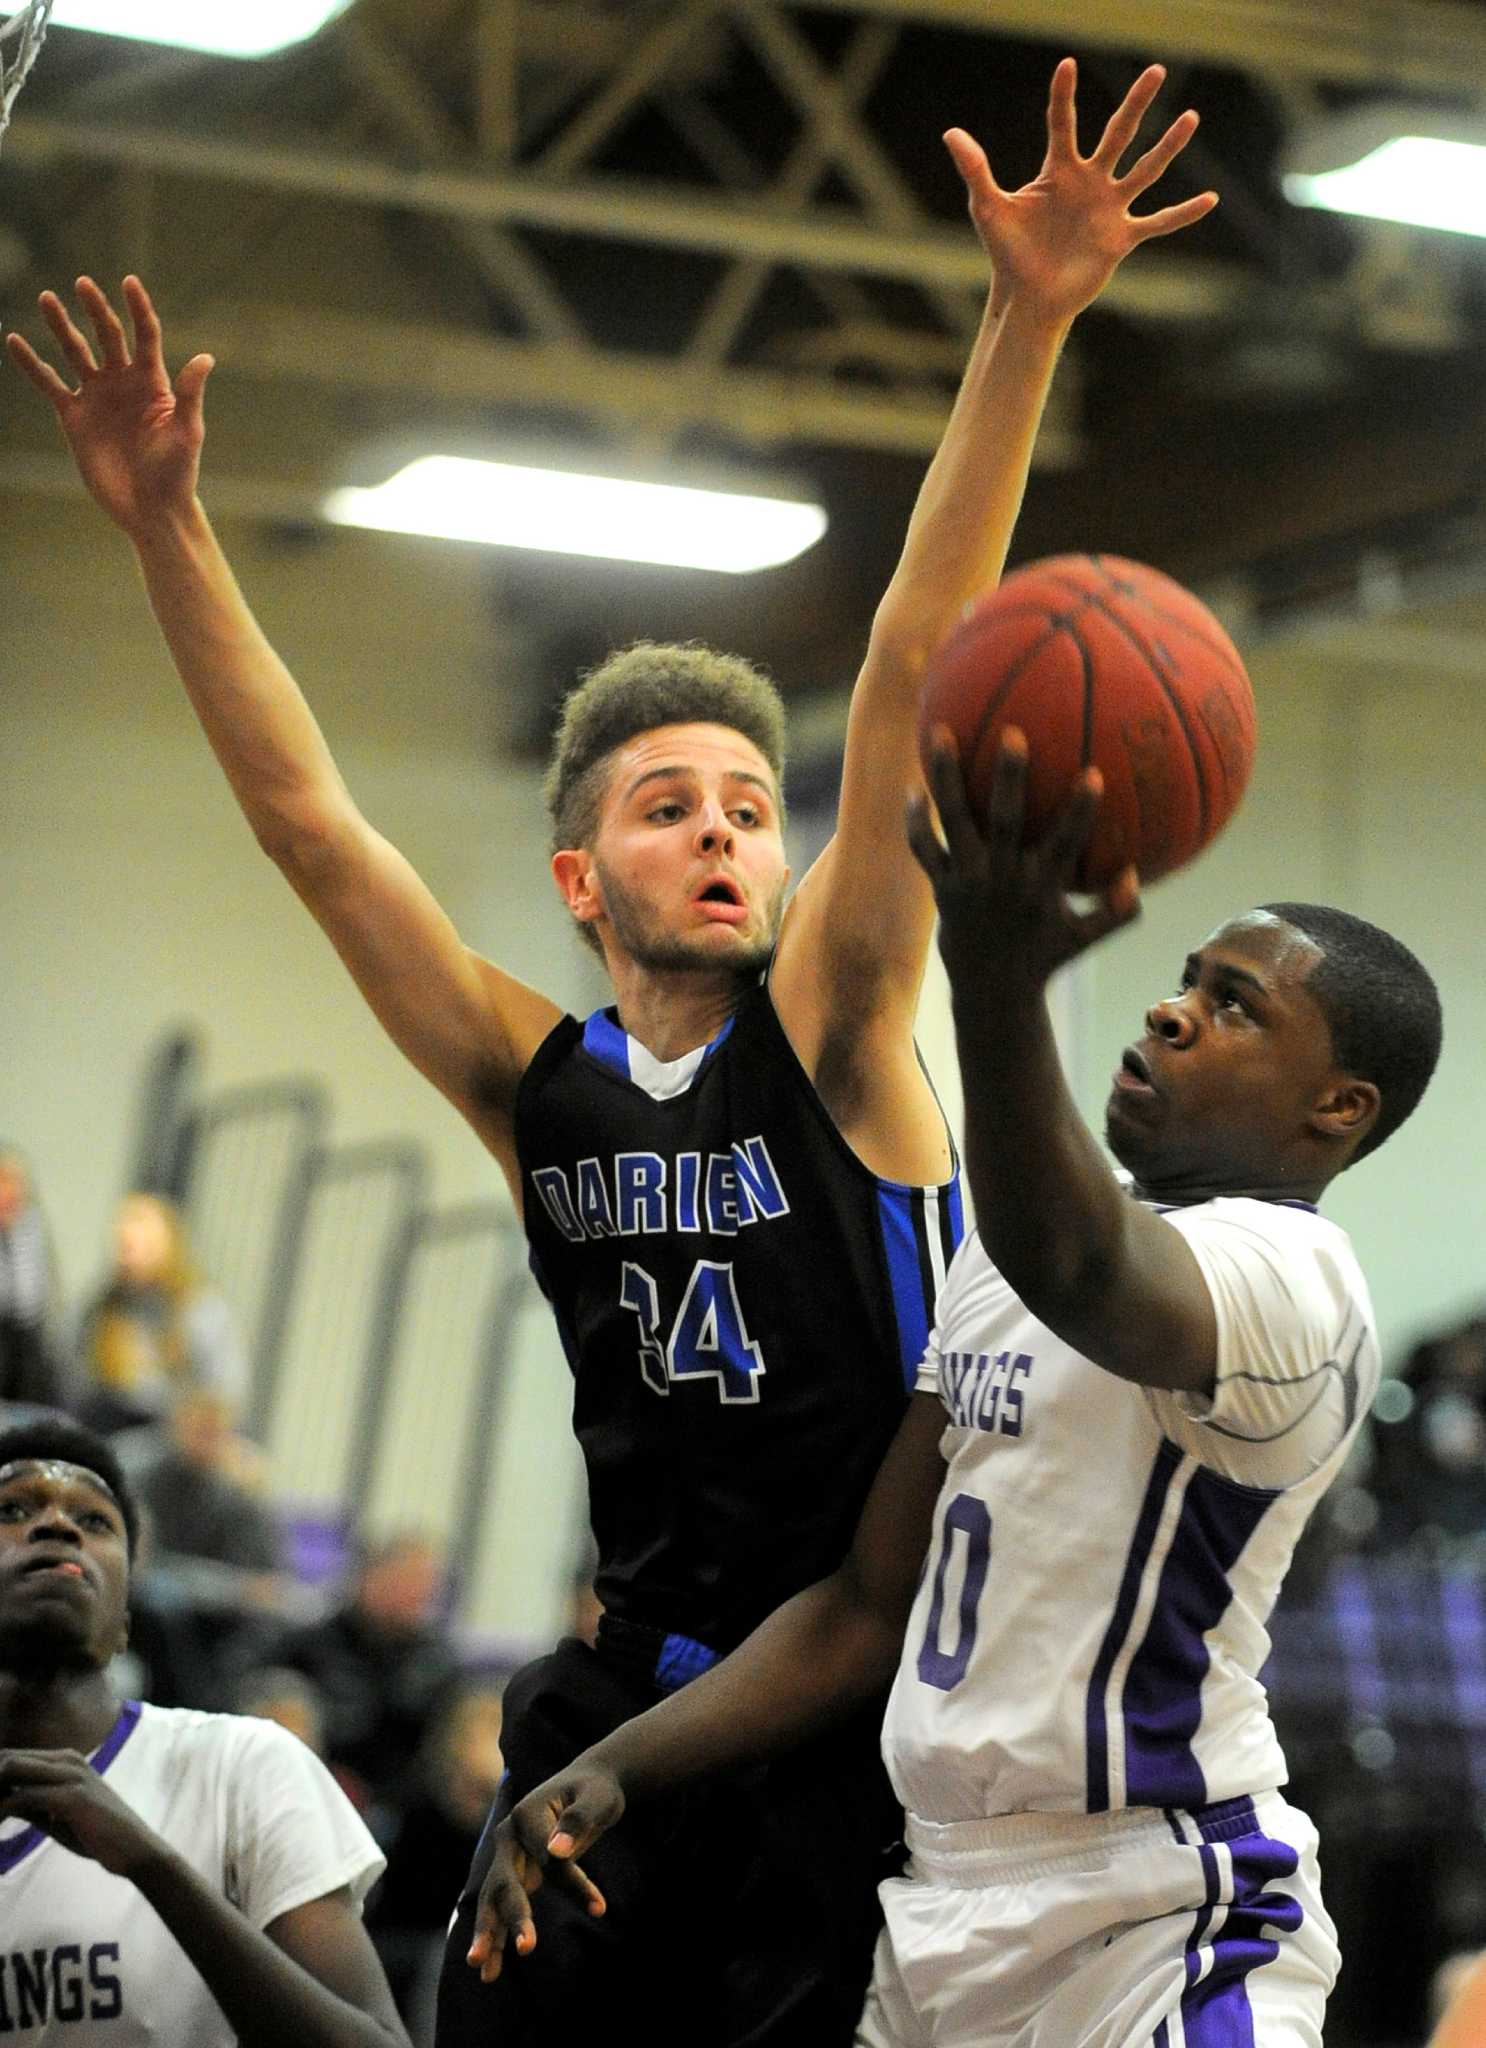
left=0, top=1664, right=121, bottom=1754
left=1131, top=1167, right=1329, bottom=1207
left=607, top=961, right=750, bottom=1064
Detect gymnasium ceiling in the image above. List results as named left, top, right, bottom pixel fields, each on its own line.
left=2, top=0, right=1485, bottom=741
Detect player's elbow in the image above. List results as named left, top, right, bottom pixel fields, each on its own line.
left=252, top=790, right=361, bottom=886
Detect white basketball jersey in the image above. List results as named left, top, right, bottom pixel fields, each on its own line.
left=0, top=1701, right=384, bottom=2042
left=883, top=1196, right=1378, bottom=1826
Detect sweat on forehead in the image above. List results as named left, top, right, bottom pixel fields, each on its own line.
left=0, top=1458, right=121, bottom=1509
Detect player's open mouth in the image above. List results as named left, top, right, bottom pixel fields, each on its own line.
left=695, top=879, right=747, bottom=924
left=1112, top=1047, right=1157, bottom=1094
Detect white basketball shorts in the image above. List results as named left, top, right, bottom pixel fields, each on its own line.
left=856, top=1792, right=1339, bottom=2048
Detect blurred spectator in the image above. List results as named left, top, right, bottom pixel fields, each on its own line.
left=113, top=1386, right=297, bottom=1709
left=234, top=1665, right=328, bottom=1755
left=118, top=1386, right=286, bottom=1586
left=1373, top=1310, right=1486, bottom=1547
left=0, top=1142, right=64, bottom=1411
left=367, top=1682, right=506, bottom=2038
left=277, top=1533, right=461, bottom=1824
left=73, top=1191, right=248, bottom=1433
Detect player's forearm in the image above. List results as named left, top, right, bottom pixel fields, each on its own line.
left=132, top=1847, right=406, bottom=2048
left=586, top=1574, right=901, bottom=1802
left=130, top=500, right=356, bottom=863
left=954, top=983, right=1129, bottom=1313
left=870, top=294, right=1067, bottom=665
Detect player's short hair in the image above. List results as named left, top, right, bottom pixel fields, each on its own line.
left=0, top=1414, right=140, bottom=1558
left=1261, top=902, right=1442, bottom=1163
left=544, top=641, right=787, bottom=859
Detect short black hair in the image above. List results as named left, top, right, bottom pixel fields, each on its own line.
left=0, top=1415, right=140, bottom=1558
left=1260, top=902, right=1442, bottom=1162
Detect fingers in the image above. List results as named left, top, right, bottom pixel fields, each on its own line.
left=38, top=289, right=99, bottom=383
left=124, top=275, right=166, bottom=380
left=1130, top=190, right=1220, bottom=243
left=929, top=726, right=1005, bottom=873
left=75, top=276, right=131, bottom=371
left=174, top=353, right=216, bottom=429
left=1044, top=55, right=1078, bottom=159
left=1118, top=107, right=1198, bottom=198
left=1089, top=62, right=1166, bottom=173
left=1069, top=865, right=1142, bottom=952
left=4, top=329, right=72, bottom=408
left=905, top=788, right=947, bottom=885
left=467, top=1861, right=536, bottom=1983
left=976, top=729, right=1028, bottom=876
left=942, top=126, right=999, bottom=207
left=1041, top=768, right=1104, bottom=886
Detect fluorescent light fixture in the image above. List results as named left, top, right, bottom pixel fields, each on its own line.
left=1283, top=107, right=1486, bottom=237
left=323, top=457, right=828, bottom=574
left=51, top=0, right=354, bottom=59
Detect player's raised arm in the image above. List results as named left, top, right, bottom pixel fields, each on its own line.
left=5, top=278, right=561, bottom=1194
left=774, top=61, right=1216, bottom=1079
left=465, top=1389, right=951, bottom=1981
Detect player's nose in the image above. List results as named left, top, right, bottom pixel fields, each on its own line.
left=694, top=802, right=735, bottom=854
left=1145, top=995, right=1197, bottom=1047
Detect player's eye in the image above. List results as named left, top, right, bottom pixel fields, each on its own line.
left=648, top=801, right=685, bottom=822
left=79, top=1510, right=115, bottom=1532
left=731, top=805, right=761, bottom=827
left=0, top=1499, right=26, bottom=1521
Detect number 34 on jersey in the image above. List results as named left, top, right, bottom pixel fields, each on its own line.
left=620, top=1260, right=766, bottom=1404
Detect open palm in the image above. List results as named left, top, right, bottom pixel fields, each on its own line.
left=947, top=59, right=1217, bottom=323
left=6, top=275, right=213, bottom=535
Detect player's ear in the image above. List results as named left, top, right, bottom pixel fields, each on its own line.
left=552, top=847, right=601, bottom=925
left=1309, top=1075, right=1379, bottom=1148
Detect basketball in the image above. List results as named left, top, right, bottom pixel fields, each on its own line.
left=919, top=554, right=1256, bottom=889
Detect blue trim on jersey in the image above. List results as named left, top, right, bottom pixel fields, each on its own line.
left=1122, top=1465, right=1279, bottom=1808
left=655, top=1632, right=720, bottom=1691
left=582, top=1009, right=632, bottom=1079
left=0, top=1699, right=141, bottom=1877
left=876, top=1182, right=963, bottom=1391
left=580, top=1009, right=737, bottom=1091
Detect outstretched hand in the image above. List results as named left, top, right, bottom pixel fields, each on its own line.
left=465, top=1766, right=622, bottom=1984
left=5, top=275, right=213, bottom=536
left=907, top=729, right=1141, bottom=997
left=945, top=58, right=1218, bottom=322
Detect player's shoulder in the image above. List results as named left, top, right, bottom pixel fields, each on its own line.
left=133, top=1700, right=318, bottom=1771
left=1161, top=1193, right=1357, bottom=1261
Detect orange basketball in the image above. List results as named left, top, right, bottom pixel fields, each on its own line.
left=919, top=554, right=1256, bottom=889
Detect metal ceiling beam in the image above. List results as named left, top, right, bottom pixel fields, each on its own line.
left=50, top=300, right=1074, bottom=464
left=803, top=0, right=1486, bottom=96
left=4, top=118, right=1244, bottom=322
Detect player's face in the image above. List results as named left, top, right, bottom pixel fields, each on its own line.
left=0, top=1462, right=130, bottom=1673
left=1104, top=912, right=1344, bottom=1196
left=569, top=723, right=790, bottom=976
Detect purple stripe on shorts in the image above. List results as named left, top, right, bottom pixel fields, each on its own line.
left=1121, top=1465, right=1279, bottom=1808
left=1177, top=1820, right=1304, bottom=2045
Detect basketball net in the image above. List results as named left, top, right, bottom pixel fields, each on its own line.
left=0, top=0, right=54, bottom=149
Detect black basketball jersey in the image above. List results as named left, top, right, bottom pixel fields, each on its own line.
left=515, top=978, right=964, bottom=1655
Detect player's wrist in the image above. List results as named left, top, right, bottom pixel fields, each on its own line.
left=126, top=494, right=211, bottom=555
